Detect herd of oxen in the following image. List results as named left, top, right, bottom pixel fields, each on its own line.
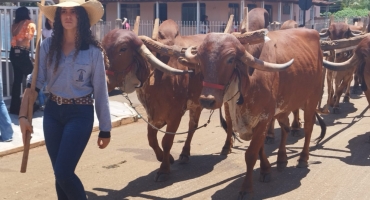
left=102, top=8, right=370, bottom=199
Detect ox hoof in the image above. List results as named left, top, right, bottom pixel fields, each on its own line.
left=154, top=172, right=170, bottom=182
left=178, top=154, right=190, bottom=164
left=332, top=107, right=341, bottom=114
left=265, top=136, right=275, bottom=145
left=237, top=192, right=254, bottom=200
left=170, top=155, right=175, bottom=165
left=343, top=96, right=350, bottom=103
left=220, top=147, right=231, bottom=155
left=296, top=160, right=308, bottom=168
left=277, top=161, right=288, bottom=172
left=259, top=172, right=271, bottom=183
left=290, top=129, right=301, bottom=137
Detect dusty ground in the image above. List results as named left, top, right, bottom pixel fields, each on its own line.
left=1, top=87, right=370, bottom=200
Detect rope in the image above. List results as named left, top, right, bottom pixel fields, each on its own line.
left=122, top=93, right=214, bottom=135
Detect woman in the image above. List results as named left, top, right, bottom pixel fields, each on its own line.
left=19, top=0, right=111, bottom=199
left=9, top=6, right=35, bottom=115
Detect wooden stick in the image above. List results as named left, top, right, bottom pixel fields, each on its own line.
left=133, top=16, right=140, bottom=35
left=152, top=18, right=159, bottom=40
left=21, top=0, right=45, bottom=173
left=232, top=29, right=268, bottom=45
left=224, top=14, right=234, bottom=33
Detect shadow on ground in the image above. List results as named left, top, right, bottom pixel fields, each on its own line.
left=86, top=154, right=227, bottom=199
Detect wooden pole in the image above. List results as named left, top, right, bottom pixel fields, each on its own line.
left=240, top=7, right=249, bottom=34
left=224, top=14, right=234, bottom=33
left=133, top=16, right=140, bottom=35
left=152, top=18, right=159, bottom=40
left=21, top=0, right=45, bottom=173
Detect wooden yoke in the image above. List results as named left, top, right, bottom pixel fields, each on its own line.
left=21, top=0, right=45, bottom=173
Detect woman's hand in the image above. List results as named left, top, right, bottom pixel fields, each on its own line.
left=97, top=137, right=110, bottom=149
left=19, top=117, right=33, bottom=145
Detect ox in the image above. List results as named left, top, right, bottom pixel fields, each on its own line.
left=323, top=35, right=370, bottom=105
left=319, top=22, right=361, bottom=113
left=103, top=20, right=234, bottom=182
left=245, top=9, right=301, bottom=142
left=145, top=28, right=326, bottom=198
left=280, top=20, right=298, bottom=30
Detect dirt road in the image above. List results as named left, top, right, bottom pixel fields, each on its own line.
left=1, top=90, right=370, bottom=200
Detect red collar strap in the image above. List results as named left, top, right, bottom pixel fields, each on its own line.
left=202, top=81, right=225, bottom=90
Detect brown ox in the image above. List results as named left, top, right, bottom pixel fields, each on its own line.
left=150, top=28, right=326, bottom=198
left=319, top=22, right=361, bottom=113
left=197, top=29, right=326, bottom=198
left=103, top=21, right=234, bottom=182
left=323, top=35, right=370, bottom=105
left=246, top=9, right=301, bottom=142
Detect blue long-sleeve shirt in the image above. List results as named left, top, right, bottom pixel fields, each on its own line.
left=27, top=37, right=111, bottom=132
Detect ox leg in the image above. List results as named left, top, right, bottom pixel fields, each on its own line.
left=297, top=108, right=316, bottom=168
left=179, top=106, right=202, bottom=164
left=276, top=114, right=290, bottom=171
left=343, top=75, right=354, bottom=103
left=265, top=119, right=275, bottom=145
left=155, top=119, right=182, bottom=182
left=147, top=123, right=170, bottom=163
left=238, top=123, right=269, bottom=199
left=290, top=109, right=302, bottom=137
left=259, top=145, right=271, bottom=182
left=221, top=102, right=234, bottom=155
left=352, top=72, right=362, bottom=94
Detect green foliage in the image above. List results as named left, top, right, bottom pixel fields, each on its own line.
left=332, top=7, right=369, bottom=18
left=339, top=0, right=370, bottom=10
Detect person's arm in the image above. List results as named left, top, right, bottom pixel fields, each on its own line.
left=19, top=38, right=48, bottom=144
left=91, top=49, right=112, bottom=149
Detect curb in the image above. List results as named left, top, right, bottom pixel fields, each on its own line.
left=0, top=115, right=138, bottom=158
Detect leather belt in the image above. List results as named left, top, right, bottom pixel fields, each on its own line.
left=50, top=93, right=94, bottom=105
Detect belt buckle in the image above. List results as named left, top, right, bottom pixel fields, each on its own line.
left=56, top=96, right=63, bottom=105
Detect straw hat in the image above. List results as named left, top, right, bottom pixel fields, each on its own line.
left=37, top=0, right=104, bottom=26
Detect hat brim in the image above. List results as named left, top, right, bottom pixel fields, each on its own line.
left=37, top=1, right=104, bottom=26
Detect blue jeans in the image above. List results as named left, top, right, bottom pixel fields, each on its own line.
left=0, top=68, right=13, bottom=141
left=43, top=100, right=94, bottom=200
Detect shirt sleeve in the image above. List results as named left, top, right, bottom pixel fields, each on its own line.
left=27, top=37, right=48, bottom=90
left=91, top=49, right=111, bottom=132
left=27, top=22, right=36, bottom=40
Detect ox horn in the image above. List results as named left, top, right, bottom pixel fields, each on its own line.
left=322, top=53, right=360, bottom=71
left=138, top=35, right=183, bottom=57
left=350, top=30, right=362, bottom=37
left=137, top=44, right=192, bottom=75
left=184, top=46, right=199, bottom=64
left=319, top=28, right=329, bottom=38
left=240, top=51, right=294, bottom=72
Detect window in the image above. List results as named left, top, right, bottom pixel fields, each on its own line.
left=153, top=3, right=167, bottom=21
left=283, top=4, right=290, bottom=15
left=181, top=3, right=206, bottom=23
left=121, top=4, right=140, bottom=21
left=228, top=3, right=239, bottom=23
left=247, top=4, right=257, bottom=11
left=264, top=5, right=273, bottom=23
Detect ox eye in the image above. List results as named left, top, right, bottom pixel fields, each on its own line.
left=120, top=47, right=127, bottom=52
left=227, top=58, right=235, bottom=64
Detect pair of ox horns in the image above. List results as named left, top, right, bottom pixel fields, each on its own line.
left=139, top=29, right=294, bottom=73
left=319, top=28, right=362, bottom=38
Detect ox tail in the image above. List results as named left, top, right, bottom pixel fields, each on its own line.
left=357, top=62, right=367, bottom=91
left=219, top=109, right=240, bottom=142
left=314, top=112, right=327, bottom=145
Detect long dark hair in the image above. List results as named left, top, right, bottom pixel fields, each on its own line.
left=47, top=6, right=109, bottom=72
left=14, top=7, right=31, bottom=24
left=45, top=19, right=52, bottom=30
